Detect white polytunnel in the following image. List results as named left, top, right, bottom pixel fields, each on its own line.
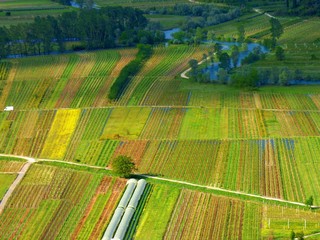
left=101, top=179, right=138, bottom=240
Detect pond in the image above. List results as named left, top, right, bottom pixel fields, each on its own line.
left=163, top=28, right=181, bottom=40
left=203, top=41, right=269, bottom=81
left=70, top=1, right=100, bottom=9
left=204, top=42, right=319, bottom=85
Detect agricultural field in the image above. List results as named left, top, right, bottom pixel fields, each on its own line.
left=0, top=0, right=71, bottom=27
left=0, top=163, right=126, bottom=239
left=95, top=0, right=187, bottom=9
left=0, top=49, right=136, bottom=110
left=0, top=0, right=320, bottom=238
left=0, top=174, right=16, bottom=200
left=135, top=185, right=320, bottom=239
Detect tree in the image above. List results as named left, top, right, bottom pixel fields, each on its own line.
left=217, top=68, right=228, bottom=84
left=296, top=232, right=304, bottom=240
left=275, top=46, right=285, bottom=61
left=305, top=196, right=314, bottom=206
left=231, top=45, right=239, bottom=68
left=207, top=31, right=215, bottom=42
left=203, top=53, right=208, bottom=67
left=189, top=59, right=198, bottom=77
left=270, top=18, right=283, bottom=43
left=230, top=66, right=259, bottom=89
left=208, top=51, right=214, bottom=63
left=237, top=25, right=245, bottom=42
left=213, top=43, right=222, bottom=56
left=172, top=31, right=186, bottom=43
left=279, top=68, right=289, bottom=86
left=219, top=52, right=231, bottom=71
left=112, top=155, right=135, bottom=177
left=194, top=27, right=204, bottom=44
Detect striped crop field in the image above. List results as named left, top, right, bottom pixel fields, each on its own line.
left=0, top=14, right=320, bottom=238
left=134, top=184, right=181, bottom=240
left=1, top=105, right=320, bottom=203
left=1, top=49, right=136, bottom=110
left=0, top=163, right=126, bottom=239
left=41, top=109, right=81, bottom=159
left=118, top=45, right=198, bottom=105
left=134, top=187, right=320, bottom=239
left=137, top=138, right=320, bottom=204
left=0, top=157, right=25, bottom=172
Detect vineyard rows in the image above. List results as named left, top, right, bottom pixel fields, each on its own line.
left=0, top=164, right=126, bottom=239
left=138, top=138, right=320, bottom=204
left=1, top=49, right=137, bottom=110
left=165, top=190, right=258, bottom=239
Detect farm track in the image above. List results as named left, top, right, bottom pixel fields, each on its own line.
left=0, top=154, right=319, bottom=211
left=180, top=56, right=211, bottom=79
left=0, top=154, right=35, bottom=214
left=253, top=8, right=276, bottom=19
left=11, top=105, right=320, bottom=113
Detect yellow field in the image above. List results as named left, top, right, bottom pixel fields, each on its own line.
left=41, top=109, right=80, bottom=159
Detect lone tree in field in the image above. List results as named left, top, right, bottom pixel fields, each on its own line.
left=112, top=155, right=135, bottom=178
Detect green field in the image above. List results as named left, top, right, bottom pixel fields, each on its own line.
left=0, top=174, right=16, bottom=200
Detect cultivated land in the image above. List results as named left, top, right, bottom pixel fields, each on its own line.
left=0, top=0, right=320, bottom=239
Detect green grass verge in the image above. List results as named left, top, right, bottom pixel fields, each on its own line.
left=0, top=173, right=16, bottom=199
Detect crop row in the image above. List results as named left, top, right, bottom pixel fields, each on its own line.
left=144, top=188, right=319, bottom=239
left=165, top=190, right=247, bottom=239
left=2, top=49, right=127, bottom=110
left=123, top=45, right=195, bottom=106
left=0, top=159, right=25, bottom=172
left=0, top=164, right=126, bottom=239
left=0, top=62, right=10, bottom=80
left=4, top=107, right=320, bottom=159
left=137, top=138, right=320, bottom=204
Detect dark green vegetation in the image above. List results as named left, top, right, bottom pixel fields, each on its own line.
left=108, top=45, right=153, bottom=100
left=111, top=155, right=136, bottom=178
left=0, top=7, right=160, bottom=58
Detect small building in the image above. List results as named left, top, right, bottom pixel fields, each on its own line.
left=4, top=106, right=14, bottom=111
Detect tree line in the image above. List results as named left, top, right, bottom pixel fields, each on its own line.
left=0, top=7, right=164, bottom=59
left=147, top=4, right=241, bottom=30
left=108, top=44, right=153, bottom=100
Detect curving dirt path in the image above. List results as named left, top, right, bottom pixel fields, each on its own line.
left=253, top=8, right=276, bottom=19
left=180, top=57, right=210, bottom=79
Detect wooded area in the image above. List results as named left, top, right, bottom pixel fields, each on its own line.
left=0, top=7, right=163, bottom=58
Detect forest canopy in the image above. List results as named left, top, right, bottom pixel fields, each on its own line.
left=0, top=7, right=163, bottom=58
